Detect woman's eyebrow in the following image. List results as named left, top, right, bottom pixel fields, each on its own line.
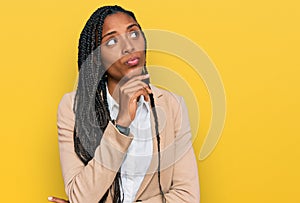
left=127, top=23, right=139, bottom=30
left=102, top=31, right=117, bottom=39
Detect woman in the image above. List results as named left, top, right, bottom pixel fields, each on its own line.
left=50, top=5, right=199, bottom=203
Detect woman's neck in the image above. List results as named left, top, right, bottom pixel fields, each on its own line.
left=107, top=77, right=120, bottom=103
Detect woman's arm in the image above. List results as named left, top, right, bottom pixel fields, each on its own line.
left=57, top=92, right=133, bottom=203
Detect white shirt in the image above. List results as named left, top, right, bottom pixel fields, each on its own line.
left=106, top=87, right=153, bottom=203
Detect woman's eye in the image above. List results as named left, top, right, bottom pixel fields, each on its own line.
left=129, top=31, right=140, bottom=39
left=106, top=38, right=117, bottom=46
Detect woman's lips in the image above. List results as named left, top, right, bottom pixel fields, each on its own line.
left=125, top=57, right=139, bottom=67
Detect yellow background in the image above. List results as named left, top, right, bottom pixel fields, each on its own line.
left=0, top=0, right=299, bottom=202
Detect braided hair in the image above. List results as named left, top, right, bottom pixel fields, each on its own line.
left=73, top=5, right=165, bottom=202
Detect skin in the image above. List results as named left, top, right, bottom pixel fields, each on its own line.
left=49, top=12, right=152, bottom=202
left=100, top=12, right=151, bottom=127
left=48, top=196, right=68, bottom=203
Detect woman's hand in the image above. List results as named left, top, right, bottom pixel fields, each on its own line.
left=48, top=196, right=69, bottom=203
left=116, top=73, right=152, bottom=127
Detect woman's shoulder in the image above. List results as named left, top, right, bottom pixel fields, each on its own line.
left=57, top=91, right=76, bottom=124
left=58, top=91, right=76, bottom=108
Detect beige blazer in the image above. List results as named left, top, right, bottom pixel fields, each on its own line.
left=57, top=85, right=200, bottom=203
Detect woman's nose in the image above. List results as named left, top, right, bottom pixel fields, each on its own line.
left=121, top=36, right=135, bottom=55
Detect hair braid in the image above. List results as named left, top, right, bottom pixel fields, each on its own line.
left=149, top=92, right=166, bottom=203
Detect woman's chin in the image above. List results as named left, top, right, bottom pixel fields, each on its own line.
left=124, top=66, right=143, bottom=77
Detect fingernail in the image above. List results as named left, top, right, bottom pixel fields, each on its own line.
left=48, top=196, right=53, bottom=201
left=144, top=74, right=149, bottom=77
left=146, top=88, right=152, bottom=94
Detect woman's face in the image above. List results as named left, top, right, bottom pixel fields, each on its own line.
left=100, top=12, right=146, bottom=82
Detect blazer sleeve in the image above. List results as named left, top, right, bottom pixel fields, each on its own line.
left=57, top=92, right=134, bottom=203
left=136, top=96, right=200, bottom=203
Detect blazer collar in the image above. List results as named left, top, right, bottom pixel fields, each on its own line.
left=150, top=84, right=164, bottom=102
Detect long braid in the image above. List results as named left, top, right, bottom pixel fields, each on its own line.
left=74, top=7, right=111, bottom=166
left=149, top=92, right=166, bottom=203
left=74, top=5, right=165, bottom=202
